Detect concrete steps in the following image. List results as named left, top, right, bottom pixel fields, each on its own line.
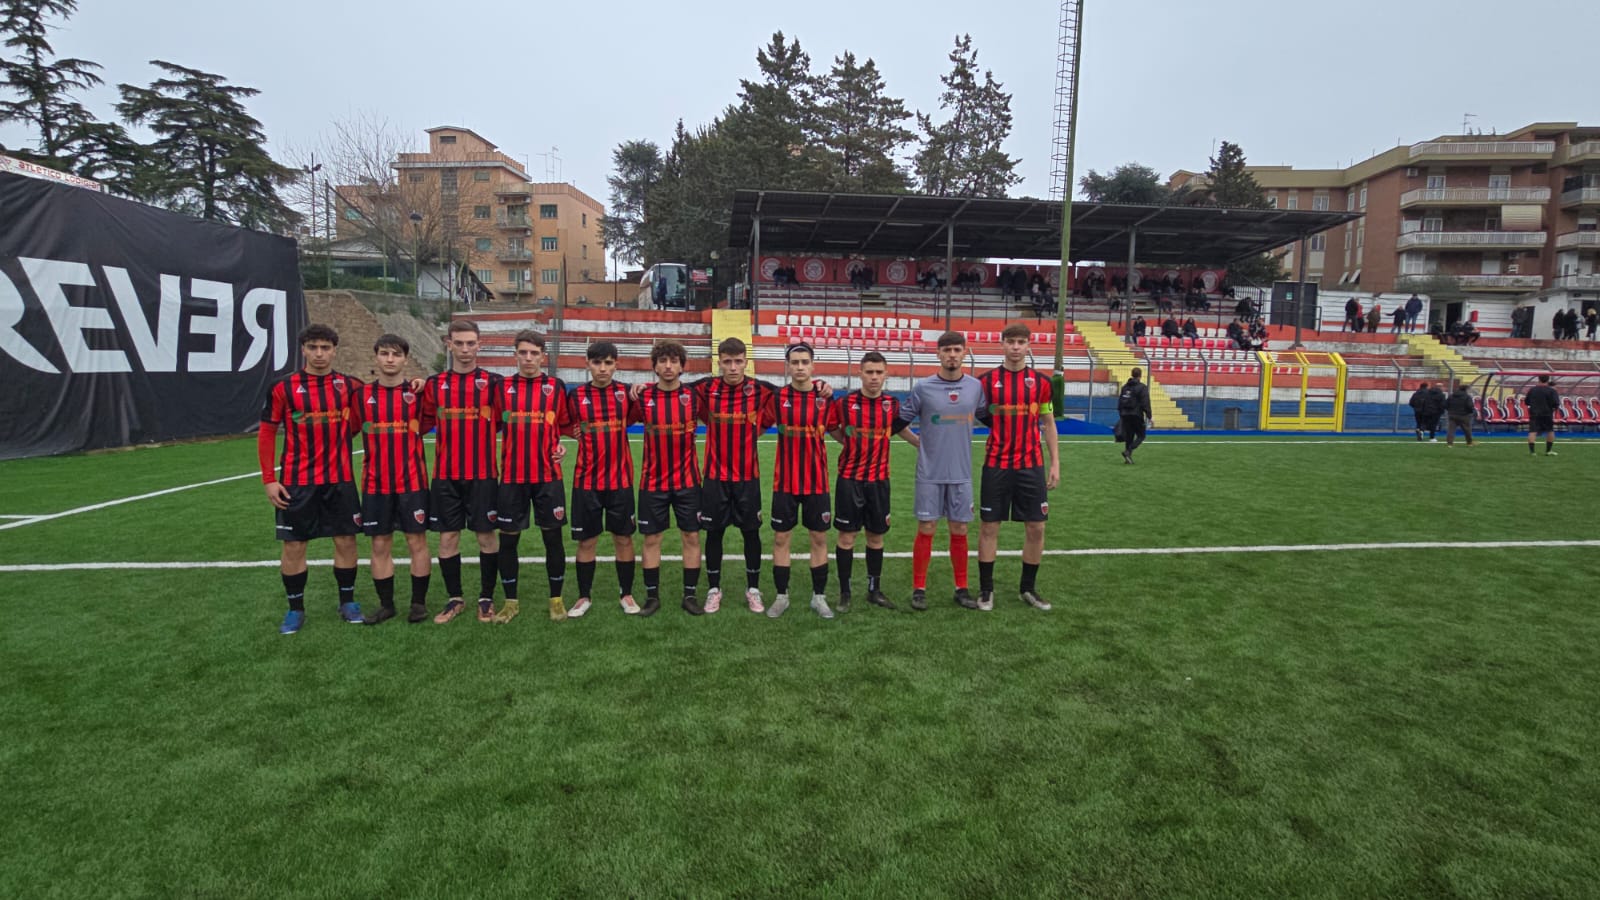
left=1075, top=321, right=1195, bottom=429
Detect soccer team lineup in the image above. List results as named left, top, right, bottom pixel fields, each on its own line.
left=263, top=319, right=1066, bottom=635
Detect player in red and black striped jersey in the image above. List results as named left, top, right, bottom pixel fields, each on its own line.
left=975, top=324, right=1061, bottom=612
left=565, top=341, right=638, bottom=617
left=491, top=330, right=573, bottom=624
left=347, top=334, right=432, bottom=625
left=826, top=351, right=918, bottom=612
left=692, top=337, right=778, bottom=614
left=629, top=340, right=704, bottom=616
left=419, top=320, right=504, bottom=624
left=257, top=324, right=363, bottom=634
left=768, top=343, right=836, bottom=619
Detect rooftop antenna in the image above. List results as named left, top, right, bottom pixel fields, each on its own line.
left=537, top=146, right=562, bottom=183
left=1462, top=112, right=1477, bottom=134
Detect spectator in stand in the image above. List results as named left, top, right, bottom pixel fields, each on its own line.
left=1181, top=317, right=1199, bottom=343
left=1247, top=320, right=1268, bottom=351
left=1226, top=318, right=1246, bottom=348
left=998, top=266, right=1013, bottom=301
left=1451, top=319, right=1480, bottom=345
left=1367, top=302, right=1383, bottom=334
left=1161, top=315, right=1182, bottom=341
left=1029, top=272, right=1047, bottom=301
left=1444, top=382, right=1477, bottom=447
left=1422, top=382, right=1446, bottom=442
left=1345, top=297, right=1361, bottom=332
left=1409, top=381, right=1432, bottom=441
left=1391, top=305, right=1406, bottom=333
left=1567, top=308, right=1583, bottom=341
left=1525, top=374, right=1560, bottom=457
left=1586, top=307, right=1598, bottom=341
left=1405, top=294, right=1424, bottom=332
left=1551, top=308, right=1564, bottom=341
left=1133, top=316, right=1148, bottom=338
left=1234, top=296, right=1255, bottom=321
left=1011, top=268, right=1030, bottom=304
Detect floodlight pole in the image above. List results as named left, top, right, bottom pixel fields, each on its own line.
left=1051, top=0, right=1085, bottom=416
left=1292, top=234, right=1308, bottom=349
left=1123, top=227, right=1138, bottom=337
left=944, top=222, right=954, bottom=332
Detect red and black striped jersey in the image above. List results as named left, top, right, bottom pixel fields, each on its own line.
left=422, top=368, right=501, bottom=481
left=630, top=383, right=701, bottom=491
left=261, top=370, right=356, bottom=486
left=826, top=390, right=906, bottom=482
left=979, top=365, right=1052, bottom=469
left=349, top=381, right=428, bottom=494
left=498, top=374, right=569, bottom=485
left=695, top=377, right=776, bottom=483
left=774, top=385, right=830, bottom=495
left=567, top=381, right=635, bottom=491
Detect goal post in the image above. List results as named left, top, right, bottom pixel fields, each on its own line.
left=1256, top=351, right=1347, bottom=431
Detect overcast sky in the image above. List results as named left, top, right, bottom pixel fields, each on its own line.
left=4, top=0, right=1596, bottom=207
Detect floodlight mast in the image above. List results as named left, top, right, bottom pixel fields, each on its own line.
left=1049, top=0, right=1084, bottom=414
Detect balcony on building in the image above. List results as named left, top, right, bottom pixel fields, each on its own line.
left=1398, top=187, right=1550, bottom=208
left=1395, top=231, right=1548, bottom=251
left=499, top=282, right=536, bottom=295
left=1554, top=273, right=1600, bottom=290
left=1564, top=141, right=1600, bottom=164
left=1559, top=187, right=1600, bottom=209
left=1407, top=140, right=1555, bottom=163
left=497, top=247, right=534, bottom=262
left=1555, top=231, right=1600, bottom=250
left=496, top=212, right=532, bottom=229
left=1398, top=274, right=1544, bottom=292
left=495, top=188, right=533, bottom=202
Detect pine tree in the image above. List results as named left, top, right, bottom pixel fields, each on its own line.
left=597, top=139, right=662, bottom=267
left=1206, top=141, right=1268, bottom=209
left=815, top=52, right=913, bottom=193
left=913, top=34, right=1020, bottom=198
left=718, top=31, right=825, bottom=190
left=116, top=61, right=299, bottom=232
left=1079, top=163, right=1169, bottom=204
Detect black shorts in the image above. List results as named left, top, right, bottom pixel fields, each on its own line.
left=361, top=490, right=430, bottom=537
left=429, top=478, right=498, bottom=534
left=833, top=477, right=891, bottom=535
left=275, top=482, right=362, bottom=542
left=638, top=488, right=701, bottom=535
left=980, top=465, right=1050, bottom=523
left=771, top=491, right=831, bottom=533
left=1530, top=414, right=1555, bottom=435
left=698, top=479, right=761, bottom=531
left=495, top=480, right=567, bottom=532
left=571, top=487, right=636, bottom=540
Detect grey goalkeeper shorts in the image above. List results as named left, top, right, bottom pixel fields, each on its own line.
left=914, top=480, right=974, bottom=523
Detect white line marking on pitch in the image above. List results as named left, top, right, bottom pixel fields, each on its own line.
left=0, top=472, right=263, bottom=532
left=6, top=539, right=1598, bottom=572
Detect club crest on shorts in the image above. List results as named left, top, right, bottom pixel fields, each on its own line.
left=412, top=509, right=426, bottom=524
left=1040, top=502, right=1049, bottom=515
left=821, top=510, right=832, bottom=524
left=553, top=506, right=566, bottom=521
left=351, top=512, right=363, bottom=526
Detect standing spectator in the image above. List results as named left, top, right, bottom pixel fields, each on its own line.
left=1366, top=302, right=1383, bottom=334
left=1405, top=293, right=1424, bottom=332
left=1567, top=308, right=1583, bottom=341
left=1408, top=381, right=1431, bottom=441
left=1116, top=367, right=1152, bottom=464
left=1391, top=306, right=1406, bottom=333
left=1551, top=309, right=1565, bottom=341
left=1444, top=382, right=1477, bottom=448
left=1586, top=307, right=1598, bottom=341
left=1422, top=382, right=1447, bottom=442
left=1344, top=297, right=1361, bottom=332
left=1525, top=374, right=1560, bottom=457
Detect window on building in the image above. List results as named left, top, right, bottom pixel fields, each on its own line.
left=473, top=170, right=490, bottom=182
left=541, top=268, right=560, bottom=284
left=541, top=236, right=558, bottom=251
left=343, top=207, right=363, bottom=221
left=1347, top=188, right=1356, bottom=209
left=1285, top=193, right=1299, bottom=210
left=408, top=173, right=425, bottom=183
left=440, top=135, right=457, bottom=145
left=1484, top=217, right=1499, bottom=231
left=1309, top=234, right=1326, bottom=251
left=581, top=244, right=588, bottom=259
left=1356, top=227, right=1365, bottom=248
left=1358, top=187, right=1367, bottom=209
left=1312, top=194, right=1330, bottom=211
left=508, top=269, right=524, bottom=284
left=474, top=268, right=491, bottom=284
left=1422, top=217, right=1443, bottom=232
left=540, top=204, right=558, bottom=219
left=440, top=169, right=457, bottom=190
left=582, top=213, right=588, bottom=227
left=475, top=238, right=492, bottom=252
left=1426, top=175, right=1446, bottom=190
left=473, top=205, right=490, bottom=219
left=1400, top=252, right=1431, bottom=275
left=1488, top=174, right=1511, bottom=189
left=1266, top=193, right=1277, bottom=208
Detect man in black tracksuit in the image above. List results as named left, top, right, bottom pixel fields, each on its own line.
left=1525, top=374, right=1560, bottom=457
left=1117, top=368, right=1153, bottom=464
left=1422, top=383, right=1446, bottom=442
left=1408, top=381, right=1431, bottom=441
left=1445, top=382, right=1476, bottom=447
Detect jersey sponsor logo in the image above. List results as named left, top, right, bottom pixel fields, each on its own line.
left=289, top=408, right=342, bottom=424
left=929, top=413, right=970, bottom=425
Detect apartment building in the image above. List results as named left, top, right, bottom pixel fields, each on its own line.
left=343, top=126, right=605, bottom=300
left=1172, top=123, right=1600, bottom=304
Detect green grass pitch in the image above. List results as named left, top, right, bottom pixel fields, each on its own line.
left=2, top=435, right=1597, bottom=898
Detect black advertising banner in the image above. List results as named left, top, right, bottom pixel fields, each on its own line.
left=0, top=171, right=306, bottom=459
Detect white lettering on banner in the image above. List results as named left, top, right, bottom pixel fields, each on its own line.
left=103, top=268, right=180, bottom=372
left=21, top=257, right=131, bottom=373
left=187, top=279, right=234, bottom=372
left=0, top=268, right=59, bottom=373
left=0, top=257, right=290, bottom=374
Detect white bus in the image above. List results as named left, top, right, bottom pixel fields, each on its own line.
left=638, top=263, right=690, bottom=309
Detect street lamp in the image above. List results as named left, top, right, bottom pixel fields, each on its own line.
left=409, top=211, right=423, bottom=299
left=303, top=161, right=322, bottom=285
